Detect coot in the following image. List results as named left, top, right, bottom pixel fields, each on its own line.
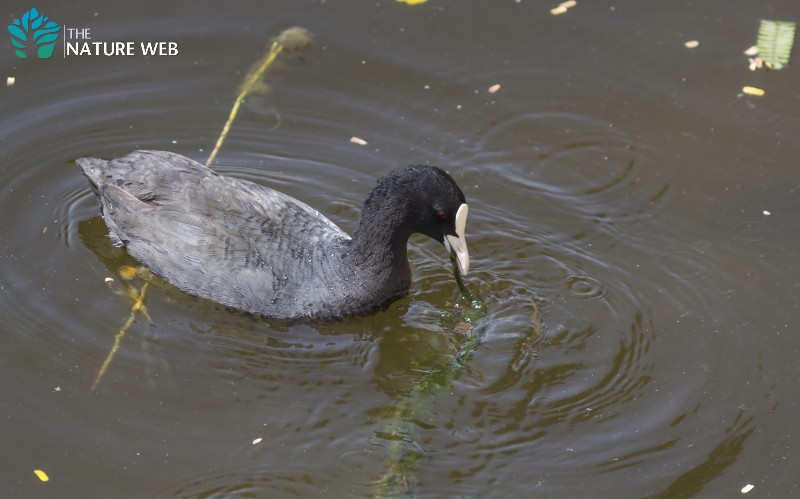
left=77, top=150, right=469, bottom=319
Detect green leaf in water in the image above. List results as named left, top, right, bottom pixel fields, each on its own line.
left=757, top=19, right=796, bottom=70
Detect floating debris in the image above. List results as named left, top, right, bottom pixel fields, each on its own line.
left=252, top=437, right=263, bottom=445
left=551, top=0, right=576, bottom=15
left=6, top=76, right=15, bottom=87
left=756, top=20, right=796, bottom=70
left=684, top=40, right=700, bottom=49
left=350, top=136, right=368, bottom=146
left=488, top=83, right=501, bottom=94
left=762, top=210, right=771, bottom=216
left=748, top=57, right=764, bottom=71
left=742, top=86, right=765, bottom=96
left=744, top=46, right=764, bottom=71
left=396, top=0, right=428, bottom=4
left=33, top=469, right=49, bottom=482
left=741, top=483, right=755, bottom=494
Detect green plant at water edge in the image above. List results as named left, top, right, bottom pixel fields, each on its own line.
left=757, top=20, right=796, bottom=70
left=7, top=8, right=61, bottom=59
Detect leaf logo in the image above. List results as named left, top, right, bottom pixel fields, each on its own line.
left=8, top=8, right=61, bottom=59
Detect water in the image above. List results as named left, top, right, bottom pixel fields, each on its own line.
left=2, top=0, right=799, bottom=496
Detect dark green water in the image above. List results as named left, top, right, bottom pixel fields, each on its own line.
left=1, top=0, right=799, bottom=497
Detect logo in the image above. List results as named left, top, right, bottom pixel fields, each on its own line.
left=8, top=8, right=61, bottom=59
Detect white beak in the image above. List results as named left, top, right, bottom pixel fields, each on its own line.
left=444, top=203, right=469, bottom=275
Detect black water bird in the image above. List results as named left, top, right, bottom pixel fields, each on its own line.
left=77, top=150, right=469, bottom=320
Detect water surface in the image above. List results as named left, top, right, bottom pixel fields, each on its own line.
left=1, top=0, right=799, bottom=497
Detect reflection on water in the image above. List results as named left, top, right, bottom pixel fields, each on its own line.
left=1, top=1, right=797, bottom=497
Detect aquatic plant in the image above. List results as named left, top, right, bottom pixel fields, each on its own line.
left=757, top=20, right=796, bottom=70
left=206, top=27, right=312, bottom=166
left=374, top=252, right=498, bottom=496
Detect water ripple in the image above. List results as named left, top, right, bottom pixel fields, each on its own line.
left=733, top=220, right=775, bottom=243
left=655, top=248, right=713, bottom=282
left=0, top=23, right=776, bottom=499
left=565, top=273, right=609, bottom=301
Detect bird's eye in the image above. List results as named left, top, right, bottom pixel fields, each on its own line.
left=437, top=210, right=447, bottom=220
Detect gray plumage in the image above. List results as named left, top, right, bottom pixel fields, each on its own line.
left=77, top=150, right=468, bottom=320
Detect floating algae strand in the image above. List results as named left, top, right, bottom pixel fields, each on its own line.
left=206, top=27, right=312, bottom=166
left=91, top=280, right=150, bottom=392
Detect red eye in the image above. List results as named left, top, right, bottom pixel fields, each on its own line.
left=437, top=210, right=447, bottom=220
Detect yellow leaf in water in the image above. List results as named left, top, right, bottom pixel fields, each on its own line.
left=119, top=266, right=137, bottom=280
left=34, top=469, right=49, bottom=482
left=396, top=0, right=428, bottom=4
left=742, top=86, right=765, bottom=96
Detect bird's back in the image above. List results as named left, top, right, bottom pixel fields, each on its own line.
left=77, top=150, right=352, bottom=318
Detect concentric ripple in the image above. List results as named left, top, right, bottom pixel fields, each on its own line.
left=733, top=220, right=775, bottom=243
left=565, top=273, right=609, bottom=301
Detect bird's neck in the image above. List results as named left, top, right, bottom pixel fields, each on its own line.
left=347, top=194, right=413, bottom=287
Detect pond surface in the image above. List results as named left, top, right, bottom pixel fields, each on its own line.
left=2, top=0, right=799, bottom=497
